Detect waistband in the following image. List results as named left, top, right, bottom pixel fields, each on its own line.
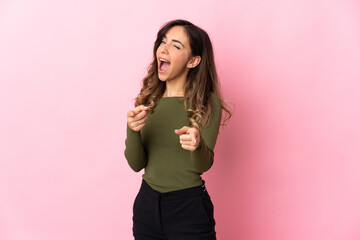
left=139, top=179, right=207, bottom=201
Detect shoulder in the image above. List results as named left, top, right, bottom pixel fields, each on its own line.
left=207, top=92, right=222, bottom=124
left=201, top=93, right=222, bottom=143
left=209, top=92, right=222, bottom=110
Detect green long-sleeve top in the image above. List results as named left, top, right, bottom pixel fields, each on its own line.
left=124, top=93, right=222, bottom=193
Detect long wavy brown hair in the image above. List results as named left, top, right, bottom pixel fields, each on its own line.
left=135, top=19, right=231, bottom=131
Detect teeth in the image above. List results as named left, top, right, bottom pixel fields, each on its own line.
left=160, top=58, right=169, bottom=63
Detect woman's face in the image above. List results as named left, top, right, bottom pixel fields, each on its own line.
left=156, top=25, right=194, bottom=82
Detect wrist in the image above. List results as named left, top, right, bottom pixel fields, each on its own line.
left=194, top=135, right=203, bottom=152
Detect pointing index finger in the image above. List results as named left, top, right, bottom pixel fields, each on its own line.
left=174, top=126, right=190, bottom=135
left=132, top=105, right=149, bottom=115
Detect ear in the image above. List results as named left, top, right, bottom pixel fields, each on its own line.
left=187, top=56, right=201, bottom=69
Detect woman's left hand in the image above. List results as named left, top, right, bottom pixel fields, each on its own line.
left=174, top=126, right=200, bottom=151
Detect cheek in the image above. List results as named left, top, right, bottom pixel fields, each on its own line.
left=172, top=52, right=190, bottom=67
left=156, top=47, right=161, bottom=57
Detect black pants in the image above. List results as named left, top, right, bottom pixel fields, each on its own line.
left=133, top=179, right=216, bottom=240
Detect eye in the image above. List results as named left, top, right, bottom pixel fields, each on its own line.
left=160, top=40, right=166, bottom=44
left=174, top=45, right=180, bottom=49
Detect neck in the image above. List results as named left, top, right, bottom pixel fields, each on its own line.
left=163, top=77, right=186, bottom=97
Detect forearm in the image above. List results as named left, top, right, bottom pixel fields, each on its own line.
left=190, top=135, right=214, bottom=173
left=124, top=125, right=147, bottom=172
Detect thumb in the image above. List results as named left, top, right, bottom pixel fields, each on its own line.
left=174, top=126, right=190, bottom=135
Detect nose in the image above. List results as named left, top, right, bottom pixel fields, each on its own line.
left=159, top=42, right=169, bottom=54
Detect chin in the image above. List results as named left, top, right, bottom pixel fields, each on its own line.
left=158, top=73, right=168, bottom=82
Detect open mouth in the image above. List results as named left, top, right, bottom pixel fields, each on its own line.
left=159, top=58, right=170, bottom=73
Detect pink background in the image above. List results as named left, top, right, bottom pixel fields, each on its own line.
left=1, top=0, right=360, bottom=239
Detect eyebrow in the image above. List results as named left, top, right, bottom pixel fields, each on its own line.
left=163, top=35, right=185, bottom=48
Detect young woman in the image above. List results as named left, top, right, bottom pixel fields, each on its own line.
left=124, top=19, right=231, bottom=240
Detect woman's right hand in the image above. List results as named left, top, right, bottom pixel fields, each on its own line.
left=127, top=105, right=148, bottom=132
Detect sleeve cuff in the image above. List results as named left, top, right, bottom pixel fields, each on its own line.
left=194, top=134, right=205, bottom=152
left=127, top=124, right=141, bottom=135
